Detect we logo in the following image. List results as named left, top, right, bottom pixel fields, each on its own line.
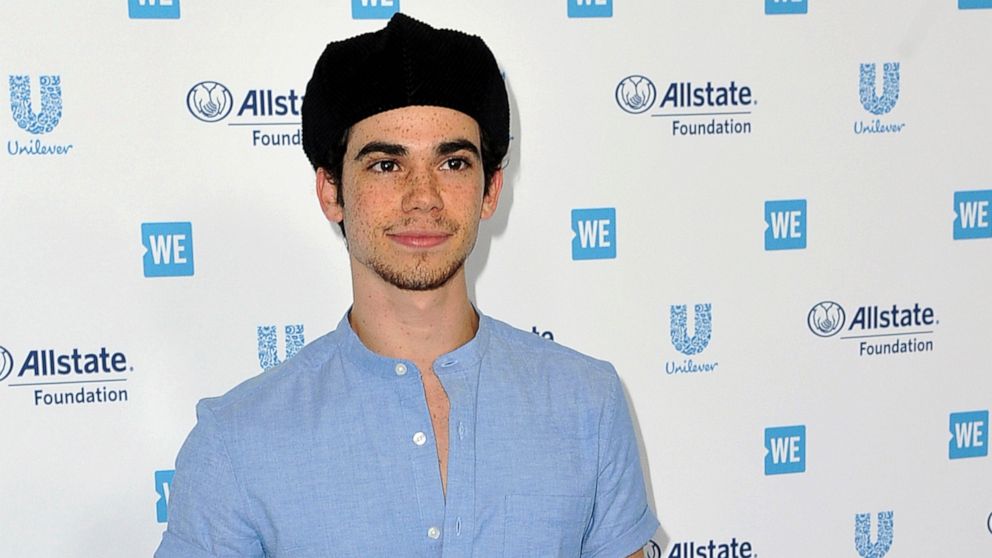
left=352, top=0, right=399, bottom=19
left=764, top=199, right=807, bottom=250
left=142, top=222, right=194, bottom=277
left=571, top=208, right=616, bottom=260
left=949, top=410, right=988, bottom=459
left=764, top=425, right=806, bottom=475
left=953, top=190, right=992, bottom=240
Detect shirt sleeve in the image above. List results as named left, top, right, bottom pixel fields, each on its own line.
left=154, top=401, right=265, bottom=558
left=580, top=369, right=660, bottom=558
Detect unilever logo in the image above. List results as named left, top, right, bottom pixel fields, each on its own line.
left=671, top=304, right=712, bottom=355
left=615, top=75, right=656, bottom=114
left=10, top=75, right=62, bottom=134
left=187, top=81, right=234, bottom=122
left=807, top=301, right=845, bottom=337
left=855, top=511, right=893, bottom=558
left=859, top=63, right=900, bottom=116
left=0, top=346, right=13, bottom=382
left=257, top=324, right=305, bottom=370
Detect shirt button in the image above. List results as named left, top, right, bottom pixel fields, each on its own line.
left=394, top=363, right=407, bottom=376
left=427, top=526, right=441, bottom=540
left=413, top=431, right=427, bottom=446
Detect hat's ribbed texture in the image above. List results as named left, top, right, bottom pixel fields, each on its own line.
left=302, top=13, right=509, bottom=169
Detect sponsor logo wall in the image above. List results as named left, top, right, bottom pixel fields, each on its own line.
left=2, top=2, right=990, bottom=557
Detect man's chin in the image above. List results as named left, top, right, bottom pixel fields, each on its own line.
left=373, top=260, right=465, bottom=292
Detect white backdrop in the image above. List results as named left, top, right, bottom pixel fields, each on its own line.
left=2, top=1, right=991, bottom=557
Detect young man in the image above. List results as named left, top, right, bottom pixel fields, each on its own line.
left=156, top=13, right=658, bottom=558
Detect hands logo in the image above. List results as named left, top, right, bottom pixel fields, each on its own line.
left=859, top=63, right=900, bottom=116
left=9, top=75, right=62, bottom=134
left=807, top=301, right=845, bottom=337
left=644, top=539, right=662, bottom=557
left=0, top=346, right=13, bottom=382
left=186, top=81, right=233, bottom=123
left=615, top=75, right=656, bottom=114
left=855, top=511, right=893, bottom=558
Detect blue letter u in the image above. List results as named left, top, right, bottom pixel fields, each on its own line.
left=855, top=511, right=894, bottom=558
left=670, top=303, right=712, bottom=356
left=9, top=75, right=63, bottom=134
left=859, top=63, right=900, bottom=116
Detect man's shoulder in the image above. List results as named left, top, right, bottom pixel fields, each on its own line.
left=195, top=327, right=342, bottom=421
left=483, top=314, right=619, bottom=384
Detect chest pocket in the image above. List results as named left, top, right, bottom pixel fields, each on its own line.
left=502, top=494, right=593, bottom=557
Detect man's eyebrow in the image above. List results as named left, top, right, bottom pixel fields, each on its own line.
left=436, top=139, right=480, bottom=158
left=354, top=142, right=407, bottom=160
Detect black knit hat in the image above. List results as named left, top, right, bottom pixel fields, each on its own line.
left=302, top=13, right=510, bottom=170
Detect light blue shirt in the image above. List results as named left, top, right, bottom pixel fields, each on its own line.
left=156, top=312, right=659, bottom=557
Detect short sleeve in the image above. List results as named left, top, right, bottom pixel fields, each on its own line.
left=580, top=370, right=660, bottom=558
left=154, top=402, right=264, bottom=558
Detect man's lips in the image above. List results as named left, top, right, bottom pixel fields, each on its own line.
left=386, top=231, right=452, bottom=248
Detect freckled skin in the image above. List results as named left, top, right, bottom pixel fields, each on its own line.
left=333, top=107, right=493, bottom=291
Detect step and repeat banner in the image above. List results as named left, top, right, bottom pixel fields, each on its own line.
left=2, top=1, right=991, bottom=556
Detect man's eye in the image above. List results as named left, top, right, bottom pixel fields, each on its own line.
left=443, top=158, right=470, bottom=171
left=370, top=160, right=398, bottom=172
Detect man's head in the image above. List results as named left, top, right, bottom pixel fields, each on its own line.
left=301, top=14, right=510, bottom=291
left=302, top=13, right=510, bottom=232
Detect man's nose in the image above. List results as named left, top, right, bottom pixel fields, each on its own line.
left=402, top=166, right=444, bottom=213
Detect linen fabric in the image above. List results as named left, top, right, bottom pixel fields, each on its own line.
left=155, top=311, right=659, bottom=557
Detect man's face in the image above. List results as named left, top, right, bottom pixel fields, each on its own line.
left=318, top=105, right=502, bottom=291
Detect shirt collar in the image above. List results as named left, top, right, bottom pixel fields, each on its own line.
left=336, top=308, right=491, bottom=378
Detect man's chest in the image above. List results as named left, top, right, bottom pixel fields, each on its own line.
left=232, top=377, right=600, bottom=557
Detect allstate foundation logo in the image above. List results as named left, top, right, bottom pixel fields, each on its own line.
left=855, top=62, right=905, bottom=134
left=0, top=344, right=132, bottom=407
left=808, top=300, right=937, bottom=357
left=855, top=511, right=893, bottom=558
left=666, top=303, right=719, bottom=375
left=7, top=74, right=74, bottom=156
left=659, top=537, right=756, bottom=558
left=614, top=73, right=755, bottom=138
left=807, top=301, right=845, bottom=337
left=186, top=81, right=233, bottom=123
left=0, top=346, right=13, bottom=382
left=615, top=75, right=656, bottom=114
left=186, top=80, right=303, bottom=147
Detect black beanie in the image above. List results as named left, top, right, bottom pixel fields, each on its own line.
left=302, top=13, right=510, bottom=170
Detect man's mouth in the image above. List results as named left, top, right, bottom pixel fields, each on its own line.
left=386, top=230, right=452, bottom=248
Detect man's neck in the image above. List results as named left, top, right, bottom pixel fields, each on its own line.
left=348, top=263, right=478, bottom=369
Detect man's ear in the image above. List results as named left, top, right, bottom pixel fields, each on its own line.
left=316, top=168, right=344, bottom=224
left=480, top=168, right=504, bottom=220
